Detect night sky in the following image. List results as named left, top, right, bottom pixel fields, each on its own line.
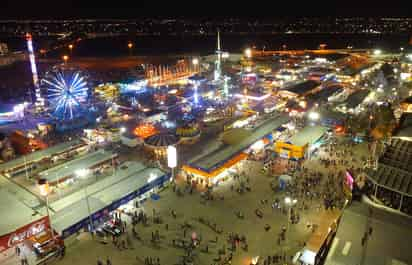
left=1, top=1, right=410, bottom=19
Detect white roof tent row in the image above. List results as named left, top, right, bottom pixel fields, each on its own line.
left=50, top=161, right=170, bottom=238
left=38, top=149, right=117, bottom=185
left=288, top=125, right=329, bottom=147
left=0, top=139, right=86, bottom=177
left=0, top=175, right=44, bottom=236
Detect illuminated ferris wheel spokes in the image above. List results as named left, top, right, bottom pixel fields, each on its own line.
left=43, top=69, right=89, bottom=120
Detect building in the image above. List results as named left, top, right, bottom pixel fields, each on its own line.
left=0, top=174, right=51, bottom=256
left=324, top=202, right=412, bottom=265
left=337, top=89, right=370, bottom=114
left=0, top=159, right=171, bottom=260
left=0, top=139, right=86, bottom=178
left=365, top=138, right=412, bottom=215
left=37, top=150, right=118, bottom=186
left=295, top=209, right=341, bottom=265
left=277, top=80, right=321, bottom=99
left=400, top=96, right=412, bottom=113
left=306, top=85, right=343, bottom=105
left=52, top=161, right=170, bottom=239
left=183, top=114, right=289, bottom=182
left=0, top=43, right=8, bottom=55
left=275, top=126, right=328, bottom=160
left=392, top=112, right=412, bottom=141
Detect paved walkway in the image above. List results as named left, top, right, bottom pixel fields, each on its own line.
left=38, top=136, right=369, bottom=265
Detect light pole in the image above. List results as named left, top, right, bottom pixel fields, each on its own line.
left=75, top=169, right=94, bottom=237
left=38, top=179, right=55, bottom=239
left=244, top=48, right=252, bottom=59
left=62, top=55, right=69, bottom=65
left=68, top=44, right=74, bottom=55
left=284, top=196, right=297, bottom=238
left=128, top=42, right=133, bottom=56
left=192, top=57, right=199, bottom=73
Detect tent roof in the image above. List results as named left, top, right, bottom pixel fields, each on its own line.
left=221, top=128, right=252, bottom=145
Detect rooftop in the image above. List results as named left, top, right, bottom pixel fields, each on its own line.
left=51, top=161, right=166, bottom=234
left=288, top=125, right=328, bottom=147
left=0, top=139, right=85, bottom=174
left=365, top=138, right=412, bottom=197
left=344, top=89, right=370, bottom=109
left=0, top=175, right=43, bottom=236
left=38, top=150, right=117, bottom=183
left=393, top=112, right=412, bottom=139
left=188, top=114, right=289, bottom=171
left=282, top=80, right=320, bottom=96
left=324, top=202, right=412, bottom=265
left=306, top=85, right=343, bottom=103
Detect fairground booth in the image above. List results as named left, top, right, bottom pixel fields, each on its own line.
left=0, top=182, right=62, bottom=264
left=0, top=139, right=86, bottom=178
left=51, top=161, right=171, bottom=240
left=275, top=126, right=328, bottom=160
left=182, top=114, right=289, bottom=184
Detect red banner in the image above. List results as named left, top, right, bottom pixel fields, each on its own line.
left=0, top=216, right=50, bottom=252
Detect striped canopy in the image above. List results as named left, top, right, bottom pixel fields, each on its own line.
left=144, top=133, right=179, bottom=147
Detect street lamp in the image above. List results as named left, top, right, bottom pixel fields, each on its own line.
left=245, top=48, right=252, bottom=59
left=373, top=49, right=382, bottom=56
left=68, top=44, right=74, bottom=55
left=128, top=42, right=133, bottom=56
left=308, top=111, right=320, bottom=121
left=62, top=55, right=69, bottom=64
left=284, top=196, right=297, bottom=232
left=38, top=179, right=55, bottom=239
left=192, top=58, right=199, bottom=72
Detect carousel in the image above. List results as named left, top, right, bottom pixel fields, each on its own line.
left=176, top=122, right=201, bottom=145
left=144, top=133, right=180, bottom=159
left=134, top=123, right=158, bottom=139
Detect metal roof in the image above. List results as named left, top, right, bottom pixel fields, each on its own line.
left=344, top=89, right=370, bottom=109
left=366, top=139, right=412, bottom=197
left=189, top=114, right=289, bottom=171
left=0, top=139, right=85, bottom=174
left=0, top=175, right=44, bottom=235
left=288, top=126, right=328, bottom=147
left=38, top=150, right=117, bottom=183
left=51, top=161, right=165, bottom=234
left=282, top=80, right=320, bottom=96
left=324, top=202, right=412, bottom=265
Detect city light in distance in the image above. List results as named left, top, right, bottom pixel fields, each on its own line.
left=373, top=49, right=382, bottom=55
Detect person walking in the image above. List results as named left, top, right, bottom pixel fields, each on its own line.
left=106, top=257, right=112, bottom=265
left=15, top=246, right=21, bottom=256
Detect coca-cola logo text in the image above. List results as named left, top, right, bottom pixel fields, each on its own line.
left=7, top=219, right=47, bottom=247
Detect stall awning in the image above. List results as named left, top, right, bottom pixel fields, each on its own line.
left=183, top=152, right=248, bottom=178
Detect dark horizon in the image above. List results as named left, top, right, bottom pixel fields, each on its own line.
left=1, top=2, right=411, bottom=20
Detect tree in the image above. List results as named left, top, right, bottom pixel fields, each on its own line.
left=370, top=105, right=396, bottom=140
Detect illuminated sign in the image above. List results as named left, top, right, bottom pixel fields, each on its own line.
left=167, top=145, right=177, bottom=168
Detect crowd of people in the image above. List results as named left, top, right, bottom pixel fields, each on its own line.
left=84, top=134, right=370, bottom=265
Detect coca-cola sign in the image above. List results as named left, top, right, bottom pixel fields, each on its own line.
left=0, top=216, right=50, bottom=252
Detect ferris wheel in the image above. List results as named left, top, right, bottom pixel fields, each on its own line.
left=42, top=67, right=89, bottom=120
